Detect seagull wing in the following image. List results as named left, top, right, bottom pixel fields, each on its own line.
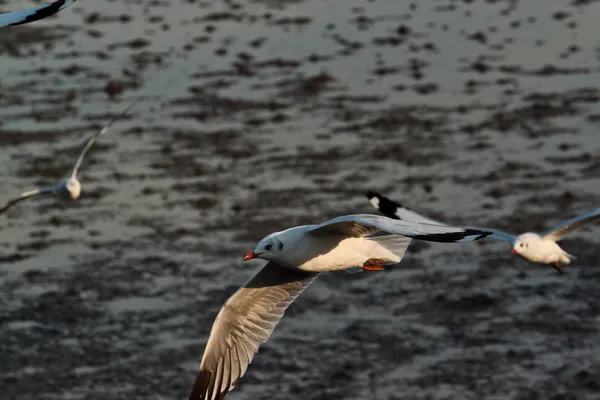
left=308, top=214, right=491, bottom=243
left=68, top=102, right=136, bottom=178
left=0, top=0, right=76, bottom=27
left=366, top=190, right=443, bottom=225
left=540, top=208, right=600, bottom=242
left=366, top=191, right=516, bottom=243
left=0, top=186, right=59, bottom=214
left=467, top=228, right=515, bottom=243
left=188, top=262, right=319, bottom=400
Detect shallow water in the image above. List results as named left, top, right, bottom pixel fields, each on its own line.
left=1, top=0, right=600, bottom=399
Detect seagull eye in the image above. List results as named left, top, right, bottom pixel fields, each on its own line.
left=265, top=244, right=273, bottom=251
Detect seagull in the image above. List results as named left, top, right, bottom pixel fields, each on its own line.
left=367, top=190, right=600, bottom=273
left=188, top=214, right=492, bottom=399
left=0, top=0, right=77, bottom=27
left=0, top=103, right=134, bottom=215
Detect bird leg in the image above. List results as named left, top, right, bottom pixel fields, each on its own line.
left=552, top=262, right=564, bottom=273
left=362, top=258, right=386, bottom=271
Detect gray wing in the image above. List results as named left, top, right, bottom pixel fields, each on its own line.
left=0, top=0, right=76, bottom=27
left=0, top=186, right=59, bottom=214
left=188, top=262, right=319, bottom=400
left=541, top=208, right=600, bottom=242
left=308, top=219, right=378, bottom=238
left=308, top=214, right=492, bottom=243
left=366, top=191, right=516, bottom=243
left=68, top=102, right=136, bottom=178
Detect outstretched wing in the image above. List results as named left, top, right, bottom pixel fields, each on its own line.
left=541, top=208, right=600, bottom=242
left=68, top=102, right=136, bottom=178
left=366, top=190, right=443, bottom=225
left=366, top=191, right=516, bottom=243
left=308, top=214, right=491, bottom=243
left=0, top=186, right=59, bottom=214
left=188, top=263, right=319, bottom=400
left=0, top=0, right=76, bottom=27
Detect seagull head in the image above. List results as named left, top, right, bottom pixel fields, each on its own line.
left=511, top=232, right=540, bottom=257
left=65, top=177, right=81, bottom=200
left=243, top=234, right=284, bottom=262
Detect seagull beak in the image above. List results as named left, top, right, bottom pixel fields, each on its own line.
left=243, top=251, right=260, bottom=261
left=510, top=249, right=517, bottom=254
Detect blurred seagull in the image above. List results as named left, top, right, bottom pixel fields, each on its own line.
left=188, top=214, right=492, bottom=399
left=367, top=190, right=600, bottom=273
left=0, top=103, right=134, bottom=215
left=0, top=0, right=77, bottom=27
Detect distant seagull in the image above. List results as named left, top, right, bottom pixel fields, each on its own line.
left=0, top=103, right=134, bottom=215
left=188, top=214, right=491, bottom=399
left=367, top=190, right=600, bottom=273
left=0, top=0, right=76, bottom=27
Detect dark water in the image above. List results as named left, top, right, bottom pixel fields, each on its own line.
left=1, top=0, right=600, bottom=399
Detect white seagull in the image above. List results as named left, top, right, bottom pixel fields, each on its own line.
left=188, top=214, right=492, bottom=399
left=0, top=103, right=134, bottom=215
left=367, top=190, right=600, bottom=273
left=0, top=0, right=77, bottom=27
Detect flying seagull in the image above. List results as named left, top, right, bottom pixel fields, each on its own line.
left=0, top=0, right=77, bottom=27
left=367, top=190, right=600, bottom=273
left=0, top=103, right=134, bottom=215
left=188, top=214, right=492, bottom=399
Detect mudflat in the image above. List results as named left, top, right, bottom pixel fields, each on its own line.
left=1, top=1, right=600, bottom=399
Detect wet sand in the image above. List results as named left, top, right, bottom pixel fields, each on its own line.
left=1, top=0, right=600, bottom=399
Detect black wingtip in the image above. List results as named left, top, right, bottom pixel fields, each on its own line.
left=3, top=0, right=71, bottom=27
left=409, top=229, right=492, bottom=243
left=188, top=370, right=225, bottom=400
left=366, top=190, right=403, bottom=220
left=464, top=228, right=493, bottom=241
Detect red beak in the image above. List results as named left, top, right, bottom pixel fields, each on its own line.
left=511, top=248, right=517, bottom=254
left=243, top=251, right=259, bottom=261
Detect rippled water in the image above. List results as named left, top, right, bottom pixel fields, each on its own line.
left=1, top=1, right=600, bottom=399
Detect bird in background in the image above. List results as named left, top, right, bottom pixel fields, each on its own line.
left=367, top=190, right=600, bottom=273
left=0, top=0, right=77, bottom=27
left=188, top=214, right=492, bottom=399
left=0, top=103, right=135, bottom=215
